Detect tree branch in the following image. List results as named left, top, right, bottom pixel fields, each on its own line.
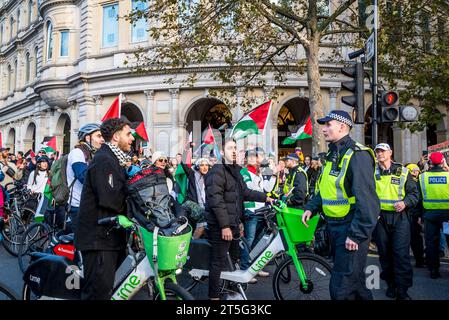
left=318, top=0, right=358, bottom=33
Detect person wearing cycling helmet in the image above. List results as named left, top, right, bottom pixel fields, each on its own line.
left=26, top=156, right=50, bottom=194
left=66, top=123, right=105, bottom=232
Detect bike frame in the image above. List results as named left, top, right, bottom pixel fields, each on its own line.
left=188, top=206, right=312, bottom=291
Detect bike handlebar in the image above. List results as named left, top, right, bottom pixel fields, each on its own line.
left=98, top=216, right=117, bottom=226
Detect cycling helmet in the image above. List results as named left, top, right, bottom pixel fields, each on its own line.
left=37, top=156, right=50, bottom=164
left=78, top=123, right=101, bottom=141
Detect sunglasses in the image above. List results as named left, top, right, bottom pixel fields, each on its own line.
left=157, top=158, right=168, bottom=163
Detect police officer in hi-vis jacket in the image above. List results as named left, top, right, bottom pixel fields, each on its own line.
left=302, top=110, right=380, bottom=300
left=373, top=143, right=419, bottom=300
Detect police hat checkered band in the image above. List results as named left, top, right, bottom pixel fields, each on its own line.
left=375, top=143, right=391, bottom=151
left=327, top=112, right=353, bottom=127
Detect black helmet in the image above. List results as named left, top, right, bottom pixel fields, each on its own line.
left=37, top=156, right=50, bottom=164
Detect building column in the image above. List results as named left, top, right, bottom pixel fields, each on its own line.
left=144, top=90, right=155, bottom=152
left=392, top=124, right=404, bottom=163
left=77, top=96, right=96, bottom=125
left=69, top=101, right=79, bottom=149
left=169, top=88, right=180, bottom=156
left=263, top=85, right=275, bottom=154
left=34, top=111, right=46, bottom=151
left=233, top=87, right=246, bottom=124
left=93, top=95, right=103, bottom=122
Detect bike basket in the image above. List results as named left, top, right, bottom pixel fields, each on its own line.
left=139, top=226, right=192, bottom=270
left=280, top=207, right=319, bottom=244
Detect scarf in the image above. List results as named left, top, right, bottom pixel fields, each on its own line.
left=194, top=170, right=206, bottom=208
left=105, top=142, right=131, bottom=167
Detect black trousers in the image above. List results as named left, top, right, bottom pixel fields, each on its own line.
left=424, top=212, right=449, bottom=272
left=328, top=218, right=373, bottom=300
left=81, top=250, right=126, bottom=300
left=410, top=215, right=425, bottom=264
left=207, top=226, right=240, bottom=299
left=373, top=211, right=413, bottom=289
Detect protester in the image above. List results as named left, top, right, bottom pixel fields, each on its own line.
left=75, top=118, right=134, bottom=300
left=205, top=138, right=273, bottom=300
left=0, top=147, right=24, bottom=189
left=26, top=156, right=50, bottom=194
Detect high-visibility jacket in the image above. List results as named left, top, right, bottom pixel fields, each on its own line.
left=283, top=165, right=309, bottom=197
left=318, top=143, right=375, bottom=218
left=375, top=164, right=409, bottom=211
left=419, top=171, right=449, bottom=210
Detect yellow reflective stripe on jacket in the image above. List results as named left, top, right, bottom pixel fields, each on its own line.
left=283, top=166, right=309, bottom=197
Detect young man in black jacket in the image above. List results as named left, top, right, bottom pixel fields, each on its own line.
left=205, top=138, right=273, bottom=300
left=75, top=118, right=135, bottom=300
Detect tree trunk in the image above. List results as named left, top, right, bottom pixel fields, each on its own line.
left=305, top=35, right=326, bottom=155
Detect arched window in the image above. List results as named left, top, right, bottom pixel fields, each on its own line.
left=7, top=64, right=12, bottom=93
left=34, top=46, right=39, bottom=77
left=0, top=24, right=3, bottom=44
left=10, top=16, right=14, bottom=40
left=25, top=52, right=30, bottom=83
left=46, top=21, right=53, bottom=60
left=28, top=1, right=33, bottom=25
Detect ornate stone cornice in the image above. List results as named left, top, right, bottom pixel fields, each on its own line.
left=144, top=90, right=155, bottom=100
left=169, top=88, right=179, bottom=99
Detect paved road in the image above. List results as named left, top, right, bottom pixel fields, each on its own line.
left=1, top=243, right=449, bottom=300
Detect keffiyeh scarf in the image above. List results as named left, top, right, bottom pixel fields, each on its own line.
left=105, top=142, right=131, bottom=167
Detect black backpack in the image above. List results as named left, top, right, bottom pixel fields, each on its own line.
left=126, top=167, right=175, bottom=230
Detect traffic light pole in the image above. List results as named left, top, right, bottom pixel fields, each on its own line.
left=372, top=0, right=379, bottom=147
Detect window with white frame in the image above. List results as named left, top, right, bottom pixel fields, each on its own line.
left=131, top=0, right=148, bottom=42
left=60, top=30, right=69, bottom=56
left=28, top=1, right=33, bottom=25
left=103, top=3, right=119, bottom=47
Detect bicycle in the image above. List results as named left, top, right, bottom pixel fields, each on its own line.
left=22, top=215, right=194, bottom=300
left=181, top=200, right=332, bottom=300
left=0, top=282, right=18, bottom=300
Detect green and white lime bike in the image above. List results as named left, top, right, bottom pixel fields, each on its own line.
left=182, top=200, right=332, bottom=300
left=22, top=215, right=194, bottom=300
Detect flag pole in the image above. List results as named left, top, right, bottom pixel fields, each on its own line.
left=119, top=93, right=122, bottom=118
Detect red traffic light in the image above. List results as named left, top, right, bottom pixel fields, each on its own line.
left=383, top=91, right=398, bottom=106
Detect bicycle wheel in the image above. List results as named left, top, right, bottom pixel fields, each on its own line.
left=22, top=284, right=39, bottom=300
left=272, top=252, right=332, bottom=300
left=18, top=222, right=51, bottom=273
left=2, top=213, right=27, bottom=257
left=154, top=282, right=195, bottom=300
left=0, top=283, right=18, bottom=300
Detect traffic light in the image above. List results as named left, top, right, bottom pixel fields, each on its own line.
left=380, top=91, right=399, bottom=122
left=341, top=62, right=364, bottom=124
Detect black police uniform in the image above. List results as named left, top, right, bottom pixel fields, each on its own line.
left=408, top=176, right=425, bottom=267
left=306, top=135, right=380, bottom=300
left=373, top=162, right=419, bottom=298
left=285, top=165, right=308, bottom=209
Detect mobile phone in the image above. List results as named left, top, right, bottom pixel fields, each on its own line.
left=422, top=150, right=428, bottom=156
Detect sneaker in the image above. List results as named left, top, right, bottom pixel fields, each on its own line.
left=257, top=271, right=270, bottom=277
left=396, top=289, right=412, bottom=300
left=248, top=277, right=257, bottom=284
left=386, top=284, right=396, bottom=299
left=430, top=270, right=441, bottom=279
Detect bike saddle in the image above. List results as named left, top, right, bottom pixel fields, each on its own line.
left=59, top=233, right=74, bottom=244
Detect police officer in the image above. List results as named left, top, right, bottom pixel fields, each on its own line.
left=373, top=143, right=419, bottom=300
left=419, top=152, right=449, bottom=279
left=302, top=110, right=380, bottom=300
left=283, top=153, right=308, bottom=209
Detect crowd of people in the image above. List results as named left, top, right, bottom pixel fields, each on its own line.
left=1, top=112, right=449, bottom=300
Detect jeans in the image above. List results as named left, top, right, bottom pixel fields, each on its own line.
left=240, top=211, right=265, bottom=270
left=207, top=226, right=240, bottom=299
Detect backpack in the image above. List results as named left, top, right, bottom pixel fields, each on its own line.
left=49, top=155, right=75, bottom=206
left=126, top=167, right=176, bottom=230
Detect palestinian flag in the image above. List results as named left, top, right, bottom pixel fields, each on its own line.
left=101, top=94, right=122, bottom=122
left=42, top=136, right=57, bottom=154
left=174, top=164, right=188, bottom=204
left=230, top=100, right=272, bottom=140
left=34, top=180, right=54, bottom=222
left=282, top=116, right=312, bottom=145
left=0, top=132, right=2, bottom=148
left=131, top=122, right=149, bottom=141
left=24, top=149, right=36, bottom=159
